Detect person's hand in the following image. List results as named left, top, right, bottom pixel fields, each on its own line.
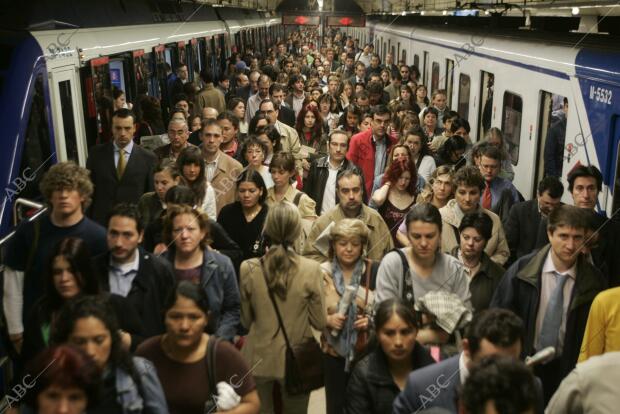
left=302, top=159, right=311, bottom=171
left=216, top=381, right=241, bottom=411
left=154, top=243, right=168, bottom=255
left=10, top=333, right=23, bottom=354
left=327, top=313, right=347, bottom=331
left=340, top=93, right=349, bottom=106
left=416, top=326, right=450, bottom=345
left=119, top=330, right=132, bottom=351
left=353, top=315, right=369, bottom=331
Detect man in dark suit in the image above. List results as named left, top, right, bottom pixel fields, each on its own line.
left=393, top=309, right=524, bottom=414
left=87, top=109, right=157, bottom=225
left=504, top=176, right=563, bottom=265
left=270, top=83, right=295, bottom=128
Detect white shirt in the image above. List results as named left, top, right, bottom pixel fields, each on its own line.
left=108, top=251, right=140, bottom=297
left=320, top=157, right=343, bottom=214
left=200, top=181, right=218, bottom=220
left=113, top=140, right=134, bottom=168
left=535, top=251, right=577, bottom=354
left=205, top=153, right=220, bottom=183
left=292, top=93, right=305, bottom=118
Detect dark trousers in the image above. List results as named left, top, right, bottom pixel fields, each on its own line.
left=323, top=353, right=348, bottom=414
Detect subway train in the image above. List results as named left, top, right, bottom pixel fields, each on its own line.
left=345, top=20, right=620, bottom=216
left=0, top=4, right=282, bottom=238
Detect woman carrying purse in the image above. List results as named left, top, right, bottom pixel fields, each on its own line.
left=240, top=202, right=326, bottom=414
left=321, top=219, right=377, bottom=414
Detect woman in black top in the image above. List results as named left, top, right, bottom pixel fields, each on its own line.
left=346, top=298, right=435, bottom=414
left=217, top=169, right=269, bottom=261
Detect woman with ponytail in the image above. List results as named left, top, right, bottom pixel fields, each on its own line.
left=240, top=202, right=326, bottom=414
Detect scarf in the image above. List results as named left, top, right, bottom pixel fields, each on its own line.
left=326, top=257, right=364, bottom=372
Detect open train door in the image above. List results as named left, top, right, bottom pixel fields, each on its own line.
left=48, top=65, right=87, bottom=165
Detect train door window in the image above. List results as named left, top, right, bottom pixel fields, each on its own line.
left=397, top=42, right=401, bottom=65
left=16, top=73, right=52, bottom=202
left=445, top=59, right=454, bottom=108
left=477, top=71, right=494, bottom=141
left=431, top=62, right=440, bottom=93
left=502, top=91, right=523, bottom=165
left=414, top=54, right=419, bottom=69
left=402, top=49, right=407, bottom=65
left=458, top=74, right=471, bottom=122
left=50, top=68, right=84, bottom=163
left=388, top=39, right=391, bottom=58
left=534, top=91, right=568, bottom=190
left=423, top=51, right=429, bottom=87
left=383, top=42, right=387, bottom=63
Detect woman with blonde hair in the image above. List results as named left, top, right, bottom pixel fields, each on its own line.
left=321, top=218, right=377, bottom=414
left=240, top=202, right=325, bottom=414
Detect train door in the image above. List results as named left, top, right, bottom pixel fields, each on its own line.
left=477, top=71, right=494, bottom=140
left=533, top=91, right=568, bottom=196
left=446, top=59, right=454, bottom=108
left=611, top=116, right=620, bottom=216
left=49, top=66, right=87, bottom=164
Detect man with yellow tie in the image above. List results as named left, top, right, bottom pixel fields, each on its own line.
left=87, top=109, right=157, bottom=225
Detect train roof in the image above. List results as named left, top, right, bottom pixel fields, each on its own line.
left=371, top=22, right=620, bottom=84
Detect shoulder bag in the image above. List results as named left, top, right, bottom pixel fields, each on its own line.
left=260, top=259, right=323, bottom=395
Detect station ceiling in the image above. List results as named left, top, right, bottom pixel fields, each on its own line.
left=196, top=0, right=620, bottom=17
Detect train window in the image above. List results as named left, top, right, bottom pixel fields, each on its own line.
left=458, top=74, right=471, bottom=122
left=431, top=62, right=440, bottom=93
left=502, top=91, right=523, bottom=165
left=402, top=49, right=406, bottom=64
left=534, top=91, right=568, bottom=191
left=423, top=51, right=429, bottom=87
left=445, top=59, right=454, bottom=108
left=477, top=71, right=494, bottom=141
left=17, top=73, right=52, bottom=202
left=397, top=42, right=401, bottom=64
left=414, top=54, right=419, bottom=69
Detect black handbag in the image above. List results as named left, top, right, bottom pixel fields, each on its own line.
left=260, top=259, right=324, bottom=395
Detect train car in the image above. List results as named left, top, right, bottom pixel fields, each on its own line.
left=0, top=3, right=282, bottom=238
left=345, top=21, right=620, bottom=217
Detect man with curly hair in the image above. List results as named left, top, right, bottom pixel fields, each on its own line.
left=3, top=161, right=107, bottom=354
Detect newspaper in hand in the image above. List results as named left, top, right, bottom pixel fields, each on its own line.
left=331, top=285, right=359, bottom=336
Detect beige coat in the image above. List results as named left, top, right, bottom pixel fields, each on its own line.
left=210, top=151, right=243, bottom=216
left=240, top=256, right=326, bottom=379
left=196, top=83, right=225, bottom=115
left=439, top=199, right=510, bottom=265
left=275, top=121, right=303, bottom=174
left=303, top=205, right=394, bottom=263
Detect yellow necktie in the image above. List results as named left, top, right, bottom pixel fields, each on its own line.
left=117, top=149, right=126, bottom=179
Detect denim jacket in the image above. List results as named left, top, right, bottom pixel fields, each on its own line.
left=116, top=357, right=168, bottom=414
left=166, top=248, right=241, bottom=341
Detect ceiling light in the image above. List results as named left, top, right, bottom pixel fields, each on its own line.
left=420, top=11, right=425, bottom=16
left=442, top=10, right=448, bottom=15
left=572, top=7, right=580, bottom=15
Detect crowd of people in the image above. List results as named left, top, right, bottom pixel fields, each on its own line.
left=4, top=26, right=620, bottom=414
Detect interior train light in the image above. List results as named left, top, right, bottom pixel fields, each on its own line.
left=572, top=7, right=580, bottom=15
left=442, top=10, right=448, bottom=16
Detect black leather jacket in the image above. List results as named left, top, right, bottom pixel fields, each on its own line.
left=303, top=156, right=365, bottom=215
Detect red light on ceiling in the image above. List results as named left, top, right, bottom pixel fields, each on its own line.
left=339, top=17, right=353, bottom=25
left=295, top=16, right=308, bottom=24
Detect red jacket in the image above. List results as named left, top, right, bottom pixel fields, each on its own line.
left=346, top=129, right=398, bottom=197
